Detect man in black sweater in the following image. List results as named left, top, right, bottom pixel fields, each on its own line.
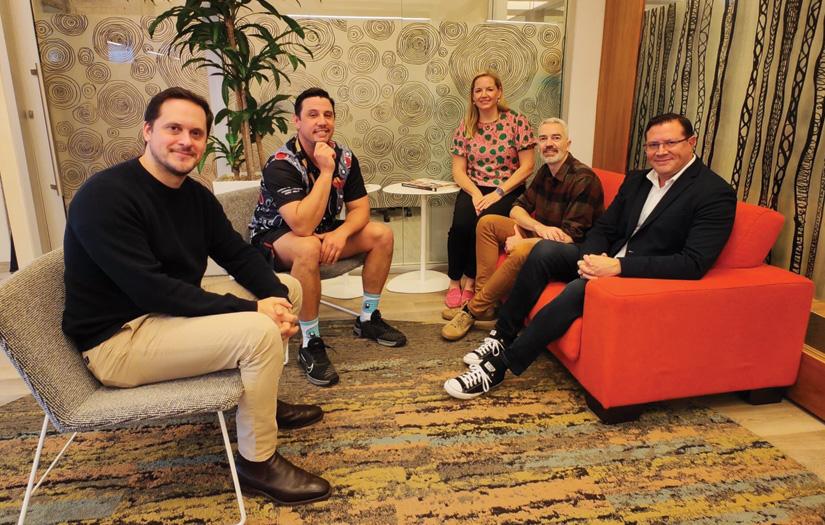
left=443, top=113, right=737, bottom=400
left=62, top=87, right=330, bottom=505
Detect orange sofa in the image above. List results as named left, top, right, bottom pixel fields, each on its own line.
left=513, top=168, right=814, bottom=422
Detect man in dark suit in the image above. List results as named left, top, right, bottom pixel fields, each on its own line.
left=444, top=113, right=737, bottom=399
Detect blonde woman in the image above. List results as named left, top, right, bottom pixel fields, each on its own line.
left=446, top=71, right=536, bottom=308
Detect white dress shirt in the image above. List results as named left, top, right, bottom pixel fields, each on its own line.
left=615, top=155, right=696, bottom=258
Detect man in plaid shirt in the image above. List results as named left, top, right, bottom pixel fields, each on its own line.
left=442, top=118, right=604, bottom=341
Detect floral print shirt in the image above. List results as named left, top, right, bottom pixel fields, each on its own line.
left=451, top=110, right=536, bottom=188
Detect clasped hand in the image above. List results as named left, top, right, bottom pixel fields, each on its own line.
left=577, top=253, right=621, bottom=280
left=257, top=297, right=298, bottom=337
left=472, top=191, right=502, bottom=214
left=534, top=224, right=573, bottom=243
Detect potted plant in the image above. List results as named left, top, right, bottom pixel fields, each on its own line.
left=149, top=0, right=309, bottom=180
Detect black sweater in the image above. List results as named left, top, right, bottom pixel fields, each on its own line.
left=62, top=158, right=289, bottom=351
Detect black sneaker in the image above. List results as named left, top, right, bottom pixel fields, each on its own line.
left=444, top=356, right=506, bottom=400
left=463, top=329, right=506, bottom=366
left=298, top=337, right=339, bottom=387
left=353, top=310, right=407, bottom=347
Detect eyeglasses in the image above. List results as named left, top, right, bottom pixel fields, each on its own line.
left=642, top=137, right=691, bottom=152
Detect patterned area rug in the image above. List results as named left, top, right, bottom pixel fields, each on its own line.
left=1, top=320, right=825, bottom=524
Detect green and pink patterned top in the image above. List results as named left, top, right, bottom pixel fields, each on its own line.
left=451, top=110, right=536, bottom=188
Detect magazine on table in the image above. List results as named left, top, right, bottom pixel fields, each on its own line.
left=401, top=178, right=458, bottom=191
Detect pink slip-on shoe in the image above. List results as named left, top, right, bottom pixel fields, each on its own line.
left=460, top=289, right=475, bottom=304
left=445, top=287, right=463, bottom=308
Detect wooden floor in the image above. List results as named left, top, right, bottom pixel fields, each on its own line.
left=1, top=270, right=824, bottom=482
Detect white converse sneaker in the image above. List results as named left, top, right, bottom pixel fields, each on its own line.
left=444, top=360, right=505, bottom=400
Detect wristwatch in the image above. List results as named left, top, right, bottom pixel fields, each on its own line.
left=494, top=187, right=505, bottom=197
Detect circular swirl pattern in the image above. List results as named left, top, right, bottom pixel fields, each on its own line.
left=348, top=43, right=380, bottom=74
left=354, top=119, right=370, bottom=134
left=68, top=129, right=104, bottom=162
left=439, top=21, right=467, bottom=46
left=393, top=82, right=434, bottom=127
left=435, top=94, right=464, bottom=128
left=522, top=25, right=537, bottom=38
left=364, top=20, right=395, bottom=41
left=130, top=56, right=155, bottom=82
left=330, top=45, right=343, bottom=59
left=425, top=60, right=448, bottom=83
left=41, top=39, right=75, bottom=73
left=56, top=142, right=67, bottom=153
left=397, top=23, right=441, bottom=65
left=145, top=83, right=161, bottom=96
left=103, top=137, right=144, bottom=167
left=393, top=135, right=430, bottom=171
left=336, top=103, right=352, bottom=125
left=81, top=83, right=96, bottom=99
left=364, top=126, right=394, bottom=158
left=380, top=84, right=394, bottom=99
left=438, top=47, right=448, bottom=57
left=425, top=126, right=446, bottom=144
left=399, top=126, right=410, bottom=136
left=436, top=84, right=450, bottom=97
left=347, top=26, right=364, bottom=43
left=540, top=25, right=562, bottom=47
left=98, top=81, right=145, bottom=128
left=426, top=161, right=444, bottom=177
left=371, top=102, right=393, bottom=123
left=155, top=42, right=208, bottom=98
left=449, top=25, right=538, bottom=100
left=78, top=47, right=94, bottom=66
left=387, top=64, right=409, bottom=85
left=60, top=160, right=87, bottom=194
left=46, top=75, right=81, bottom=110
left=349, top=76, right=380, bottom=109
left=86, top=62, right=111, bottom=83
left=336, top=86, right=350, bottom=102
left=519, top=97, right=537, bottom=115
left=536, top=76, right=562, bottom=119
left=330, top=18, right=348, bottom=32
left=92, top=17, right=143, bottom=63
left=376, top=158, right=394, bottom=174
left=55, top=121, right=73, bottom=137
left=107, top=128, right=120, bottom=138
left=541, top=48, right=563, bottom=75
left=142, top=15, right=174, bottom=40
left=72, top=102, right=98, bottom=124
left=381, top=51, right=395, bottom=68
left=267, top=70, right=321, bottom=100
left=321, top=60, right=348, bottom=86
left=35, top=20, right=53, bottom=39
left=53, top=14, right=87, bottom=36
left=359, top=157, right=376, bottom=179
left=290, top=20, right=335, bottom=61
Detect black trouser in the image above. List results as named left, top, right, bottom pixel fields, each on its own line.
left=495, top=240, right=585, bottom=375
left=447, top=186, right=524, bottom=281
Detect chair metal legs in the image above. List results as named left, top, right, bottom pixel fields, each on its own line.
left=18, top=415, right=76, bottom=525
left=218, top=411, right=247, bottom=525
left=319, top=298, right=359, bottom=317
left=17, top=412, right=248, bottom=525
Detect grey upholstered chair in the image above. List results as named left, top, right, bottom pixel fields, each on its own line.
left=0, top=249, right=248, bottom=525
left=214, top=186, right=366, bottom=317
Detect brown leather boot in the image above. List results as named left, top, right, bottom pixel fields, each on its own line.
left=276, top=400, right=323, bottom=429
left=235, top=451, right=331, bottom=505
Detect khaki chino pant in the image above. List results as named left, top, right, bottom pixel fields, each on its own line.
left=83, top=274, right=301, bottom=462
left=471, top=215, right=539, bottom=316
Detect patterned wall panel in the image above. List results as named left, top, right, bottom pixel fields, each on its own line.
left=630, top=0, right=825, bottom=298
left=33, top=12, right=563, bottom=213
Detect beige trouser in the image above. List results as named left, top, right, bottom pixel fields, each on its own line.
left=82, top=274, right=302, bottom=462
left=472, top=215, right=538, bottom=316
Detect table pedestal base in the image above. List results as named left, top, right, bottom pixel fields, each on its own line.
left=386, top=270, right=450, bottom=293
left=321, top=273, right=363, bottom=299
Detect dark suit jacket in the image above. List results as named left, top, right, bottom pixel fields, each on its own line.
left=579, top=158, right=736, bottom=280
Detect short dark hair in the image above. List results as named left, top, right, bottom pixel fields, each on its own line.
left=644, top=113, right=694, bottom=138
left=144, top=87, right=213, bottom=135
left=294, top=87, right=335, bottom=117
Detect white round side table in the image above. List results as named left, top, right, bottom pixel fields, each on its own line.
left=320, top=183, right=383, bottom=299
left=381, top=182, right=459, bottom=293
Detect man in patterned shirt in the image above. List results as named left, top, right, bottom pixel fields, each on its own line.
left=442, top=118, right=604, bottom=341
left=250, top=88, right=406, bottom=388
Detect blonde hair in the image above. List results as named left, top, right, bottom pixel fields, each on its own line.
left=463, top=71, right=510, bottom=139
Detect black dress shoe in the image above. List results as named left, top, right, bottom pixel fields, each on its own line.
left=235, top=451, right=331, bottom=505
left=276, top=400, right=324, bottom=429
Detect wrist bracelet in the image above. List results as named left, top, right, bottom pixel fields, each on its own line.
left=494, top=187, right=505, bottom=197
